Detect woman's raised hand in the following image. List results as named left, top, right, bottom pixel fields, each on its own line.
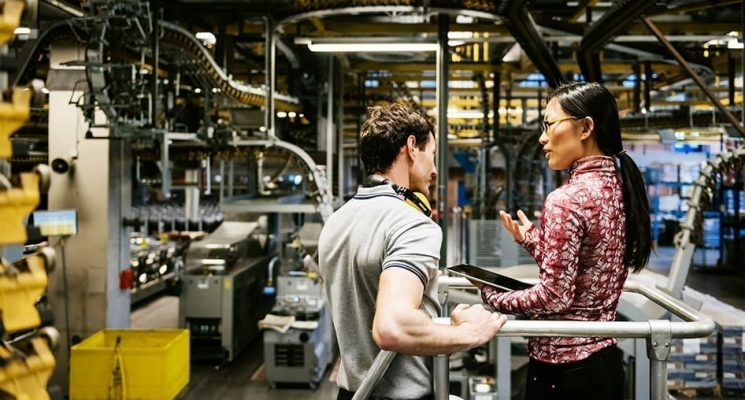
left=499, top=209, right=533, bottom=242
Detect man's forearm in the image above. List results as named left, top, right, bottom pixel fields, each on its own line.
left=373, top=309, right=477, bottom=356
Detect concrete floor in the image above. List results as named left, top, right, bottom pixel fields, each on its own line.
left=129, top=245, right=745, bottom=400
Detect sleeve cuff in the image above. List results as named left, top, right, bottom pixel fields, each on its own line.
left=382, top=262, right=428, bottom=288
left=517, top=225, right=537, bottom=249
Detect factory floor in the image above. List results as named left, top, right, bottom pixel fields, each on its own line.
left=130, top=245, right=745, bottom=400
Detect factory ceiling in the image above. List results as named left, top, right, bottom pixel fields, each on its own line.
left=29, top=0, right=745, bottom=140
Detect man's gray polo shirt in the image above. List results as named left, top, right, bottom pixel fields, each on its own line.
left=319, top=184, right=442, bottom=399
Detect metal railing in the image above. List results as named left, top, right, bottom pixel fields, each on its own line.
left=353, top=276, right=715, bottom=400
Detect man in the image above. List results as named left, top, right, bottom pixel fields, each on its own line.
left=319, top=104, right=506, bottom=400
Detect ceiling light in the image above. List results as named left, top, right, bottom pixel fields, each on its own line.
left=448, top=31, right=473, bottom=40
left=447, top=110, right=485, bottom=119
left=306, top=42, right=438, bottom=52
left=13, top=27, right=30, bottom=36
left=288, top=111, right=297, bottom=118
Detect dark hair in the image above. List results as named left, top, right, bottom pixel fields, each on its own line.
left=359, top=104, right=435, bottom=175
left=548, top=82, right=651, bottom=273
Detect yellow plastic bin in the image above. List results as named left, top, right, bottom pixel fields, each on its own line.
left=70, top=329, right=189, bottom=400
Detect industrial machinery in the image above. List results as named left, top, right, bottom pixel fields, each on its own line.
left=262, top=273, right=333, bottom=389
left=179, top=221, right=274, bottom=362
left=128, top=233, right=188, bottom=304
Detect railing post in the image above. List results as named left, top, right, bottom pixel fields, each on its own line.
left=433, top=354, right=450, bottom=400
left=351, top=350, right=396, bottom=400
left=646, top=319, right=673, bottom=400
left=496, top=335, right=511, bottom=400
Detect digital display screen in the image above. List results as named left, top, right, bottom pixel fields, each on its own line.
left=32, top=210, right=78, bottom=236
left=447, top=264, right=533, bottom=291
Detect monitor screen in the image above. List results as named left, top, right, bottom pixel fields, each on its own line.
left=32, top=209, right=78, bottom=236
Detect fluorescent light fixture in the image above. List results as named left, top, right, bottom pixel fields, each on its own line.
left=447, top=110, right=485, bottom=119
left=13, top=27, right=31, bottom=35
left=448, top=31, right=473, bottom=40
left=296, top=37, right=438, bottom=53
left=306, top=42, right=438, bottom=52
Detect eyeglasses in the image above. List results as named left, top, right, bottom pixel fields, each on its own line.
left=541, top=116, right=584, bottom=134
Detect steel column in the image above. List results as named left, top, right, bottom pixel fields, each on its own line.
left=643, top=17, right=745, bottom=137
left=437, top=14, right=449, bottom=267
left=265, top=17, right=276, bottom=138
left=433, top=354, right=449, bottom=400
left=729, top=51, right=736, bottom=106
left=644, top=61, right=652, bottom=113
left=152, top=4, right=160, bottom=127
left=633, top=62, right=641, bottom=113
left=326, top=56, right=335, bottom=198
left=337, top=60, right=345, bottom=199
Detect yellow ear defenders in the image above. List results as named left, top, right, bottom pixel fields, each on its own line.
left=399, top=188, right=432, bottom=217
left=365, top=175, right=432, bottom=217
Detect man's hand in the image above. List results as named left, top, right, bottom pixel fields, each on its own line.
left=450, top=303, right=507, bottom=348
left=499, top=209, right=534, bottom=242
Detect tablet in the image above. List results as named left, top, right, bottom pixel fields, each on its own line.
left=446, top=264, right=533, bottom=291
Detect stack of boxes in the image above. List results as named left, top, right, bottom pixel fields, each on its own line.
left=721, top=325, right=745, bottom=395
left=667, top=333, right=720, bottom=393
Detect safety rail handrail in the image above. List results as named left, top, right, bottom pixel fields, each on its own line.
left=352, top=277, right=715, bottom=400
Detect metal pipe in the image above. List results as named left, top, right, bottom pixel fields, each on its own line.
left=41, top=0, right=84, bottom=17
left=184, top=169, right=200, bottom=229
left=437, top=14, right=449, bottom=267
left=326, top=56, right=335, bottom=198
left=205, top=157, right=211, bottom=195
left=650, top=359, right=668, bottom=400
left=152, top=4, right=160, bottom=127
left=633, top=62, right=641, bottom=113
left=219, top=160, right=224, bottom=204
left=161, top=131, right=170, bottom=198
left=729, top=51, right=736, bottom=107
left=433, top=355, right=449, bottom=400
left=351, top=350, right=396, bottom=400
left=265, top=16, right=276, bottom=138
left=337, top=60, right=345, bottom=199
left=448, top=284, right=712, bottom=336
left=357, top=73, right=365, bottom=185
left=642, top=16, right=745, bottom=137
left=228, top=160, right=234, bottom=199
left=644, top=61, right=652, bottom=113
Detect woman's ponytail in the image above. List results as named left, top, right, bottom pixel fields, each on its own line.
left=617, top=152, right=652, bottom=273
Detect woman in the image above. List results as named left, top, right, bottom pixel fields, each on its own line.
left=479, top=82, right=652, bottom=400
